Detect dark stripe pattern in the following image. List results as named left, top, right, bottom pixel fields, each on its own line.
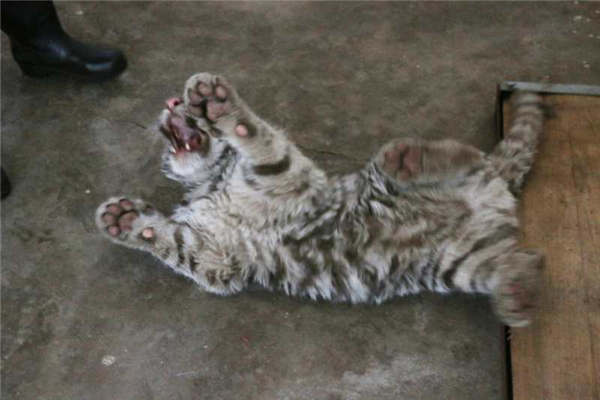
left=441, top=223, right=517, bottom=289
left=253, top=154, right=291, bottom=176
left=174, top=226, right=185, bottom=266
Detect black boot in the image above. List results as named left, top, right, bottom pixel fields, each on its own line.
left=1, top=1, right=127, bottom=81
left=1, top=168, right=11, bottom=199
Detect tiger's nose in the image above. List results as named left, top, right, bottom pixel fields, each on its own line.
left=166, top=97, right=183, bottom=112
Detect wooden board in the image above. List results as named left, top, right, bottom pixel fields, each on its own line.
left=505, top=94, right=600, bottom=400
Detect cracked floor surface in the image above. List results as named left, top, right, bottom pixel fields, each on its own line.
left=2, top=2, right=599, bottom=399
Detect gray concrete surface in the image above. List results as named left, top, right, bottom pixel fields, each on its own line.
left=2, top=2, right=599, bottom=399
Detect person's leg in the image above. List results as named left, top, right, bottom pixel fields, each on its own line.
left=1, top=0, right=127, bottom=80
left=1, top=1, right=59, bottom=41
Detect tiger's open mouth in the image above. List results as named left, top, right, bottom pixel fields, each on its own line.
left=160, top=97, right=208, bottom=155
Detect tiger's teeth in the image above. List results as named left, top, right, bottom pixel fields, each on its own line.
left=169, top=147, right=176, bottom=154
left=185, top=143, right=191, bottom=151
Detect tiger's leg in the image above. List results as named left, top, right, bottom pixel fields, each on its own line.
left=179, top=72, right=325, bottom=194
left=373, top=137, right=486, bottom=184
left=182, top=73, right=291, bottom=167
left=488, top=249, right=543, bottom=327
left=434, top=224, right=543, bottom=327
left=95, top=196, right=246, bottom=295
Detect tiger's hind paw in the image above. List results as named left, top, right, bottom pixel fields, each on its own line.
left=492, top=250, right=543, bottom=327
left=376, top=139, right=422, bottom=181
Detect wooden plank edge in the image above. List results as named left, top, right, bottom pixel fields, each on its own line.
left=495, top=85, right=512, bottom=400
left=494, top=82, right=600, bottom=400
left=499, top=81, right=600, bottom=96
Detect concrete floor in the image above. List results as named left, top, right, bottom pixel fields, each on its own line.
left=2, top=2, right=599, bottom=399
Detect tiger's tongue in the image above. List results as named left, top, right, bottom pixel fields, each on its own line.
left=169, top=115, right=204, bottom=152
left=170, top=115, right=196, bottom=143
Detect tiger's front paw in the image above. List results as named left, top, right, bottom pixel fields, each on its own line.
left=96, top=197, right=162, bottom=247
left=183, top=72, right=255, bottom=140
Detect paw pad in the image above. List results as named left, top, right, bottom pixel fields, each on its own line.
left=215, top=85, right=228, bottom=100
left=141, top=227, right=155, bottom=240
left=97, top=198, right=154, bottom=238
left=184, top=74, right=233, bottom=122
left=381, top=141, right=422, bottom=180
left=197, top=82, right=213, bottom=97
left=235, top=124, right=249, bottom=137
left=493, top=252, right=542, bottom=327
left=119, top=199, right=134, bottom=211
left=180, top=73, right=257, bottom=141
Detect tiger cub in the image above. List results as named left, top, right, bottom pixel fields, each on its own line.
left=96, top=73, right=544, bottom=327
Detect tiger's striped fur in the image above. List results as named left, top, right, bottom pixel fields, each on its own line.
left=96, top=73, right=544, bottom=327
